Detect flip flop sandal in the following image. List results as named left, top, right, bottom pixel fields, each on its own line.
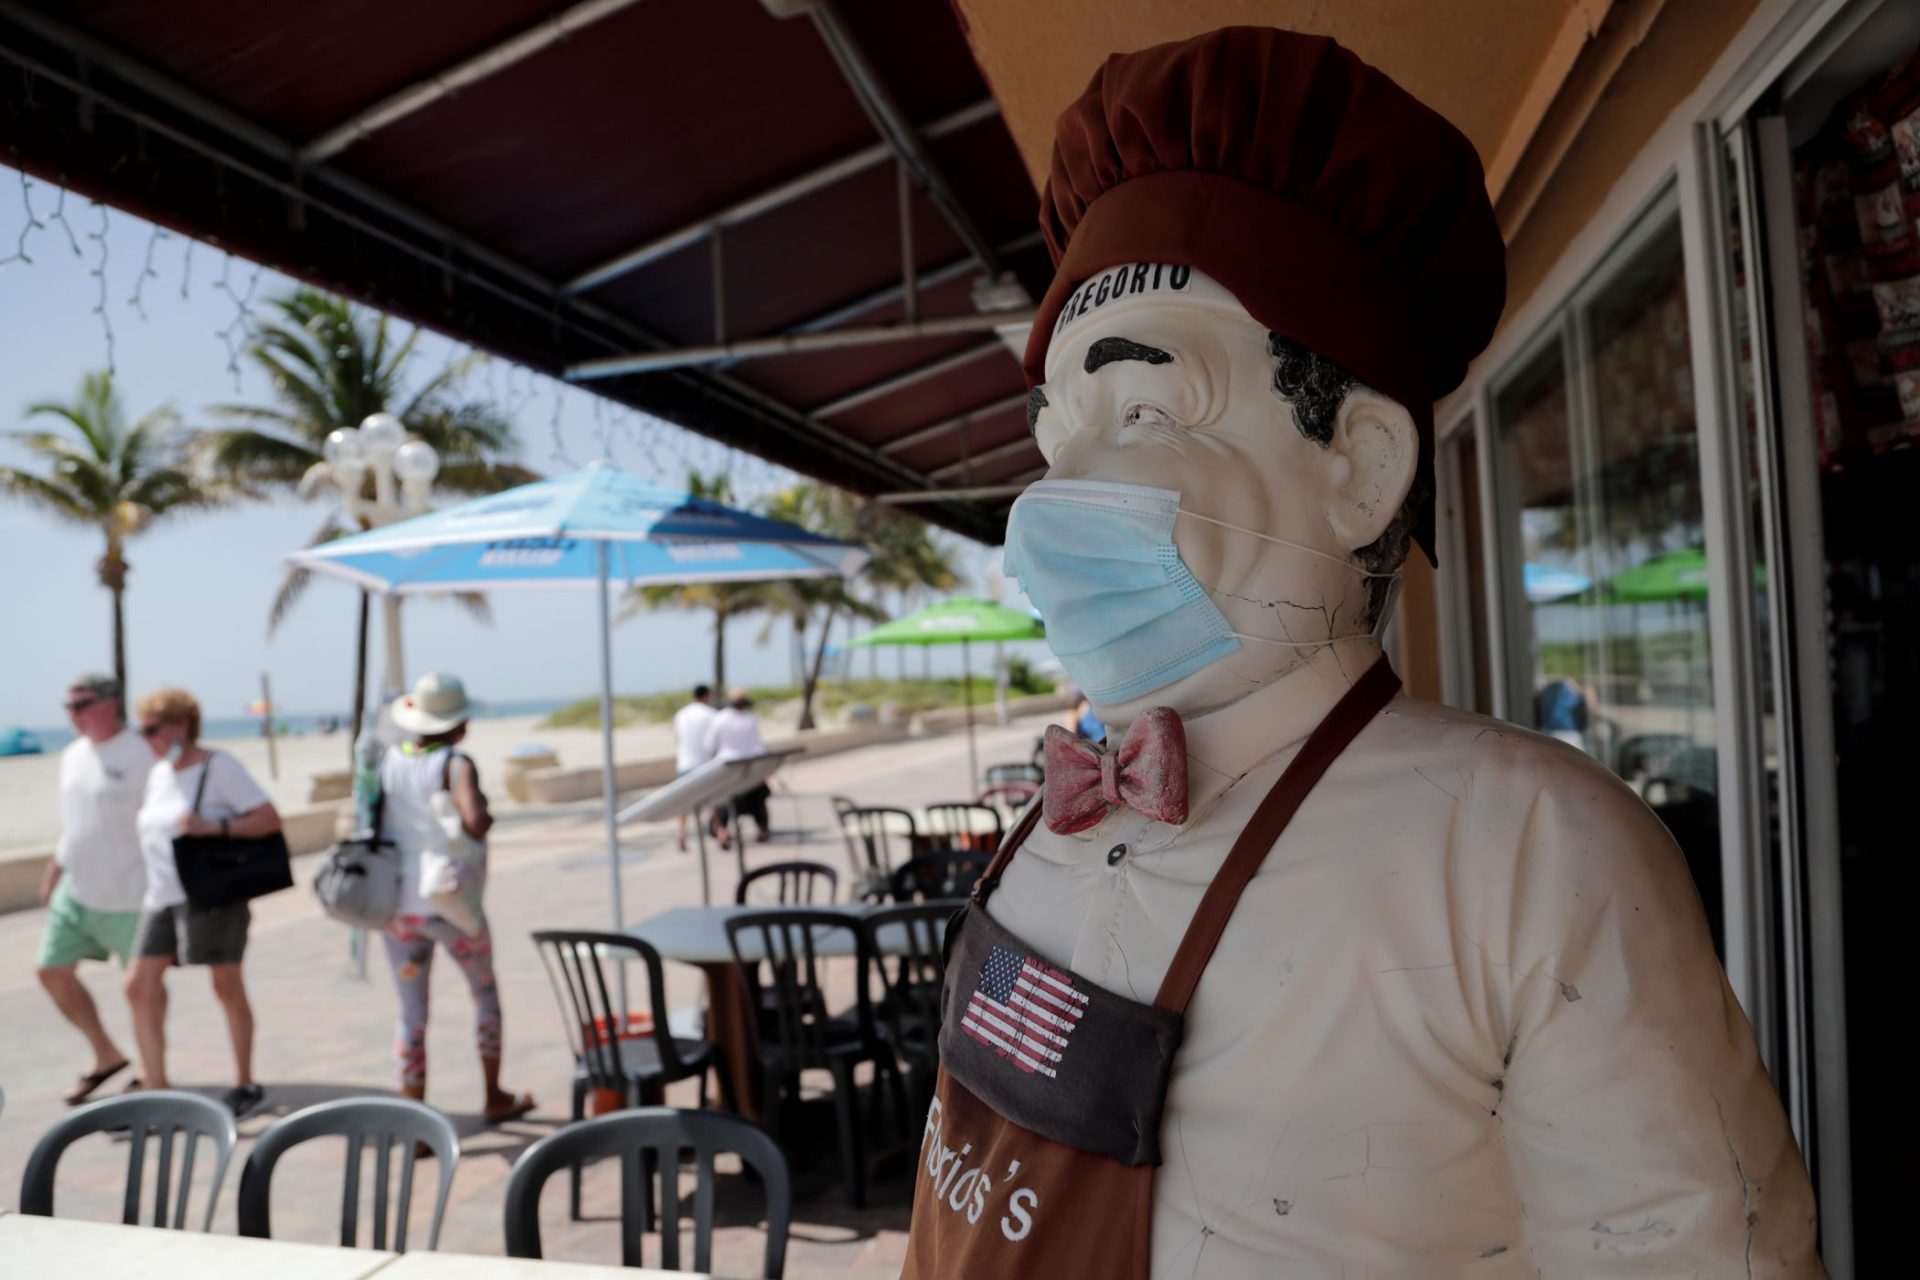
left=484, top=1092, right=537, bottom=1125
left=65, top=1061, right=129, bottom=1105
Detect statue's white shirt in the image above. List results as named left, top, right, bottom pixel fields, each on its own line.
left=987, top=693, right=1823, bottom=1278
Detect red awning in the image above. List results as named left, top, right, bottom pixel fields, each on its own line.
left=0, top=0, right=1050, bottom=541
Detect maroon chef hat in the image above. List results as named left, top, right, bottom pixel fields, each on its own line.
left=1026, top=27, right=1507, bottom=563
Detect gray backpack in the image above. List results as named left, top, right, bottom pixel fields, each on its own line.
left=312, top=788, right=400, bottom=929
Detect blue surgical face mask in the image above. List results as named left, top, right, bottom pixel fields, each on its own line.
left=1003, top=479, right=1399, bottom=706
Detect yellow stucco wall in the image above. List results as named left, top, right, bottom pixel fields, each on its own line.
left=1501, top=0, right=1764, bottom=326
left=951, top=0, right=1581, bottom=196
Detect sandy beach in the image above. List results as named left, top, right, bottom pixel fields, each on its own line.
left=0, top=699, right=819, bottom=853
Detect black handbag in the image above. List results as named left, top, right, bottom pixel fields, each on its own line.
left=173, top=751, right=294, bottom=908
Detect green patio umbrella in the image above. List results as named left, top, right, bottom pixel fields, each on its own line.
left=1600, top=547, right=1714, bottom=603
left=1593, top=547, right=1767, bottom=747
left=848, top=597, right=1045, bottom=792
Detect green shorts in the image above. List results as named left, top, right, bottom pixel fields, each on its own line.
left=36, top=878, right=142, bottom=969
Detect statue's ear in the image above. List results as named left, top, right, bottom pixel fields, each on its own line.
left=1323, top=388, right=1417, bottom=552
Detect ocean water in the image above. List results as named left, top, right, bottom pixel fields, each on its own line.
left=16, top=696, right=573, bottom=754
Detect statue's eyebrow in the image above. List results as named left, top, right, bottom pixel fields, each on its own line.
left=1026, top=386, right=1049, bottom=435
left=1085, top=336, right=1173, bottom=374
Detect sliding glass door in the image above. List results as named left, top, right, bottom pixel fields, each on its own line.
left=1489, top=195, right=1729, bottom=956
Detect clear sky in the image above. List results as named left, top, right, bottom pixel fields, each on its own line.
left=0, top=166, right=1029, bottom=732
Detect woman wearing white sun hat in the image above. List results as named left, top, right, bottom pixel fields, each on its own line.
left=378, top=673, right=533, bottom=1124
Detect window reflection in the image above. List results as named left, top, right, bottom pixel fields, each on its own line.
left=1495, top=216, right=1723, bottom=956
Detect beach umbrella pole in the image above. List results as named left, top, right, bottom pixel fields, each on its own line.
left=693, top=811, right=712, bottom=905
left=596, top=542, right=629, bottom=1012
left=963, top=637, right=979, bottom=795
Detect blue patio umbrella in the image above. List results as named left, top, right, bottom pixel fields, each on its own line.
left=289, top=463, right=867, bottom=931
left=1524, top=562, right=1593, bottom=603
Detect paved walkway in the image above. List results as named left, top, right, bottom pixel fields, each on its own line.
left=0, top=715, right=1051, bottom=1277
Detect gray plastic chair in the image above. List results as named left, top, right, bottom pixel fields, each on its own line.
left=19, top=1089, right=237, bottom=1230
left=861, top=902, right=954, bottom=1116
left=237, top=1096, right=460, bottom=1251
left=735, top=859, right=839, bottom=905
left=923, top=801, right=1004, bottom=850
left=504, top=1106, right=790, bottom=1278
left=841, top=806, right=916, bottom=893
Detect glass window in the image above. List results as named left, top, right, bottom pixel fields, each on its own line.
left=1458, top=431, right=1493, bottom=715
left=1493, top=211, right=1724, bottom=957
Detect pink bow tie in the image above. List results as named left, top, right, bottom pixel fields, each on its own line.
left=1042, top=707, right=1189, bottom=835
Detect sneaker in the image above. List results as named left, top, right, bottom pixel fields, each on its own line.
left=224, top=1083, right=266, bottom=1118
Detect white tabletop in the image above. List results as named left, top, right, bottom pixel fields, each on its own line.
left=627, top=903, right=950, bottom=966
left=619, top=748, right=804, bottom=824
left=0, top=1215, right=693, bottom=1279
left=0, top=1213, right=391, bottom=1278
left=379, top=1250, right=694, bottom=1278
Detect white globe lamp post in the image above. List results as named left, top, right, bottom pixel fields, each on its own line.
left=357, top=412, right=407, bottom=511
left=319, top=413, right=442, bottom=707
left=318, top=414, right=440, bottom=981
left=393, top=439, right=440, bottom=511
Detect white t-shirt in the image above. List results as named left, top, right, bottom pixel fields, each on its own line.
left=136, top=750, right=271, bottom=910
left=672, top=701, right=718, bottom=773
left=55, top=728, right=152, bottom=913
left=378, top=744, right=478, bottom=918
left=703, top=706, right=768, bottom=763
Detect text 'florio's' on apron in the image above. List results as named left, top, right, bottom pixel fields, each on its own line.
left=904, top=658, right=1402, bottom=1279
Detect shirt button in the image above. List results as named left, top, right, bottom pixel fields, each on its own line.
left=1106, top=843, right=1128, bottom=866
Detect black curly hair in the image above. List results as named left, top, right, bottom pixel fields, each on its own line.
left=1266, top=334, right=1427, bottom=628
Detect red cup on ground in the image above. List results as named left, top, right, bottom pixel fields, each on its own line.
left=586, top=1011, right=653, bottom=1115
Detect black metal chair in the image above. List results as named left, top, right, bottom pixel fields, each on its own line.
left=860, top=903, right=954, bottom=1118
left=735, top=859, right=839, bottom=905
left=533, top=930, right=730, bottom=1218
left=19, top=1090, right=236, bottom=1230
left=237, top=1096, right=459, bottom=1251
left=840, top=806, right=916, bottom=899
left=504, top=1106, right=790, bottom=1278
left=984, top=761, right=1044, bottom=787
left=923, top=801, right=1004, bottom=851
left=724, top=910, right=901, bottom=1208
left=889, top=849, right=993, bottom=903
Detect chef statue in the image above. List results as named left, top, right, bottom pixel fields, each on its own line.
left=904, top=27, right=1823, bottom=1280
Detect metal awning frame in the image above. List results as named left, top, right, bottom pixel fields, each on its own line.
left=0, top=0, right=1042, bottom=541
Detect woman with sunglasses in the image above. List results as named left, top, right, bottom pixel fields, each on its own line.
left=124, top=687, right=280, bottom=1116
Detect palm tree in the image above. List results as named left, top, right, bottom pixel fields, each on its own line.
left=756, top=485, right=886, bottom=729
left=621, top=470, right=779, bottom=691
left=197, top=288, right=535, bottom=741
left=1, top=372, right=219, bottom=693
left=860, top=501, right=961, bottom=680
left=197, top=288, right=538, bottom=629
left=758, top=482, right=962, bottom=727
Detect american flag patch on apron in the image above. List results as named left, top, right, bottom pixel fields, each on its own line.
left=960, top=942, right=1090, bottom=1078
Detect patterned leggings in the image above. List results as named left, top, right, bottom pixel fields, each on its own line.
left=382, top=914, right=502, bottom=1091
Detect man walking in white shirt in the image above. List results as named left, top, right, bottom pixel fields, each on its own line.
left=671, top=684, right=717, bottom=852
left=37, top=674, right=149, bottom=1103
left=703, top=687, right=773, bottom=848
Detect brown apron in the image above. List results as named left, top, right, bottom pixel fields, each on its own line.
left=902, top=658, right=1401, bottom=1278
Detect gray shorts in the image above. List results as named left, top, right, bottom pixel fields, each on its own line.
left=132, top=901, right=250, bottom=966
